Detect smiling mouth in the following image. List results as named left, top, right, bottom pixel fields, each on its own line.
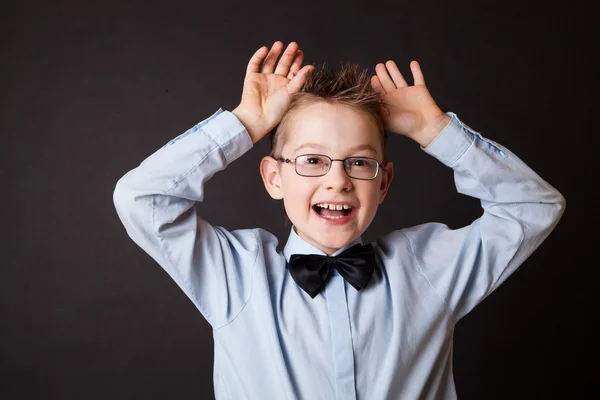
left=312, top=205, right=353, bottom=218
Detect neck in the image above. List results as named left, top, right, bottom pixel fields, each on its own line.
left=293, top=226, right=360, bottom=256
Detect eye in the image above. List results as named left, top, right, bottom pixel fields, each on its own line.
left=300, top=155, right=328, bottom=166
left=348, top=158, right=373, bottom=167
left=305, top=157, right=323, bottom=164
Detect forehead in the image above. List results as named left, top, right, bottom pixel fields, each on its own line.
left=283, top=102, right=382, bottom=157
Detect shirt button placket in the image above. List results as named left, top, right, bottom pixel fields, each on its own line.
left=325, top=268, right=357, bottom=400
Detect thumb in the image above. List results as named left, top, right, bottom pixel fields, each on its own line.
left=287, top=65, right=314, bottom=94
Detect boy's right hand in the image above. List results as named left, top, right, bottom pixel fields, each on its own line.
left=232, top=41, right=315, bottom=144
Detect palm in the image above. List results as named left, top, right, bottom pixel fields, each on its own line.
left=233, top=41, right=314, bottom=142
left=240, top=72, right=293, bottom=129
left=371, top=60, right=445, bottom=138
left=380, top=85, right=440, bottom=136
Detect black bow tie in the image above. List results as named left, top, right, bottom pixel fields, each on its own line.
left=288, top=243, right=376, bottom=298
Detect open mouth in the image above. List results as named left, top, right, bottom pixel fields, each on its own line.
left=312, top=204, right=353, bottom=219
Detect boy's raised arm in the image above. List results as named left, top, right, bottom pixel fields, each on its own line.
left=372, top=60, right=566, bottom=321
left=112, top=41, right=313, bottom=328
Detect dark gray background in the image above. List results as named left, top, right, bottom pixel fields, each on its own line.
left=1, top=0, right=594, bottom=399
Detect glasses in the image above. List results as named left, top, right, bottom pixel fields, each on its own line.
left=276, top=154, right=384, bottom=180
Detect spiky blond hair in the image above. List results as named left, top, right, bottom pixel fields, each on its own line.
left=268, top=61, right=389, bottom=162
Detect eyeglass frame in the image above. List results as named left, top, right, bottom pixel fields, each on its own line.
left=274, top=153, right=386, bottom=180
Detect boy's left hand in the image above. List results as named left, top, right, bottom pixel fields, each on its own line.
left=371, top=60, right=451, bottom=147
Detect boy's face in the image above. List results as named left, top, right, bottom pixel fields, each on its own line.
left=261, top=102, right=394, bottom=255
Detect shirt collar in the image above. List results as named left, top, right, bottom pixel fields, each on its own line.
left=282, top=225, right=363, bottom=262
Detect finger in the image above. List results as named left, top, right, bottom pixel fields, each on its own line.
left=246, top=46, right=269, bottom=75
left=287, top=49, right=305, bottom=79
left=411, top=60, right=426, bottom=86
left=375, top=63, right=397, bottom=93
left=385, top=60, right=408, bottom=88
left=261, top=41, right=284, bottom=74
left=274, top=41, right=299, bottom=76
left=287, top=65, right=315, bottom=94
left=370, top=75, right=386, bottom=96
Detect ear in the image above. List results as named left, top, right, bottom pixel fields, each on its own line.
left=260, top=156, right=284, bottom=200
left=378, top=161, right=394, bottom=204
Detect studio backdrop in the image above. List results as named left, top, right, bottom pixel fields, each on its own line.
left=1, top=0, right=592, bottom=399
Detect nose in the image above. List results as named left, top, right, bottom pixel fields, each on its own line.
left=322, top=160, right=352, bottom=191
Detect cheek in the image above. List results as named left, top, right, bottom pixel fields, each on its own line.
left=358, top=185, right=383, bottom=215
left=281, top=177, right=314, bottom=212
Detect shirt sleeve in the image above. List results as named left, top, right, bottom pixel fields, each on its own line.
left=400, top=112, right=566, bottom=322
left=112, top=108, right=258, bottom=329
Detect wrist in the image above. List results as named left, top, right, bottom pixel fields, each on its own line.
left=231, top=106, right=266, bottom=144
left=410, top=112, right=451, bottom=148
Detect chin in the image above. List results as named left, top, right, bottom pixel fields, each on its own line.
left=318, top=232, right=357, bottom=250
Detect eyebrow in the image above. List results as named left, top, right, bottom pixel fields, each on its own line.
left=293, top=142, right=378, bottom=154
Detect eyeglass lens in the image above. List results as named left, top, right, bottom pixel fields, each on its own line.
left=295, top=155, right=378, bottom=179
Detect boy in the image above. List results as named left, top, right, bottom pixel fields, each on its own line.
left=113, top=41, right=565, bottom=399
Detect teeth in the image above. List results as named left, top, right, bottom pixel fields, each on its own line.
left=315, top=203, right=352, bottom=209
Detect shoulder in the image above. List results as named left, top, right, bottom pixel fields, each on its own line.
left=211, top=225, right=281, bottom=259
left=375, top=222, right=453, bottom=255
left=254, top=227, right=280, bottom=248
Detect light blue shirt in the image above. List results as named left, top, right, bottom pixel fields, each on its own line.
left=113, top=108, right=565, bottom=399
